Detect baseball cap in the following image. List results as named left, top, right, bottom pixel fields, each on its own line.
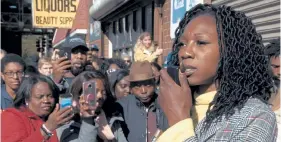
left=62, top=37, right=89, bottom=52
left=89, top=44, right=99, bottom=51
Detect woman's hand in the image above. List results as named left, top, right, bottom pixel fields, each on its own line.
left=79, top=95, right=97, bottom=118
left=158, top=69, right=192, bottom=126
left=155, top=48, right=163, bottom=56
left=44, top=104, right=74, bottom=131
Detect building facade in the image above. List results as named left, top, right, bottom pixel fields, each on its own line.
left=89, top=0, right=280, bottom=65
left=52, top=0, right=90, bottom=49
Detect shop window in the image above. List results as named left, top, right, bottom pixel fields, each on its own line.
left=133, top=11, right=137, bottom=31
left=125, top=15, right=129, bottom=32
left=141, top=6, right=146, bottom=31
left=113, top=21, right=116, bottom=35
left=116, top=21, right=119, bottom=34
left=119, top=18, right=123, bottom=33
left=101, top=22, right=109, bottom=33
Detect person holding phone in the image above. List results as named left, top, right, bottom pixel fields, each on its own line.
left=51, top=38, right=89, bottom=93
left=2, top=75, right=73, bottom=142
left=56, top=71, right=128, bottom=142
left=134, top=32, right=163, bottom=62
left=156, top=4, right=277, bottom=142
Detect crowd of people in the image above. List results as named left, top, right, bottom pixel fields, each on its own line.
left=0, top=3, right=280, bottom=142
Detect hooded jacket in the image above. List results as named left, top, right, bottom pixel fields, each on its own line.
left=108, top=70, right=128, bottom=98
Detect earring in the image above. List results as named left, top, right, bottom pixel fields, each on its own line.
left=26, top=102, right=28, bottom=106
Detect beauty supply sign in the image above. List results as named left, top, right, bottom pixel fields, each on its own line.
left=32, top=0, right=80, bottom=28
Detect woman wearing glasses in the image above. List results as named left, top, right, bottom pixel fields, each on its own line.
left=1, top=53, right=26, bottom=110
left=121, top=54, right=132, bottom=67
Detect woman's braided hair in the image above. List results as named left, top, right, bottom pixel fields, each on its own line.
left=169, top=4, right=273, bottom=131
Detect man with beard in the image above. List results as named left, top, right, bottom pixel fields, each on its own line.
left=52, top=38, right=88, bottom=93
left=87, top=44, right=99, bottom=62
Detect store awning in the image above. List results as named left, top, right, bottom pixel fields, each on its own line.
left=90, top=0, right=130, bottom=20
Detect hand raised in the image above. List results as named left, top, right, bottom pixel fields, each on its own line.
left=52, top=57, right=72, bottom=83
left=158, top=69, right=192, bottom=126
left=44, top=104, right=74, bottom=131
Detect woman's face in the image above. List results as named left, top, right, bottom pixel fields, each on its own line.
left=27, top=81, right=55, bottom=117
left=178, top=15, right=220, bottom=86
left=141, top=36, right=152, bottom=48
left=115, top=76, right=130, bottom=99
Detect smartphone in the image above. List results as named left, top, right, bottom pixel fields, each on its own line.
left=58, top=49, right=71, bottom=60
left=82, top=80, right=97, bottom=109
left=57, top=49, right=71, bottom=70
left=167, top=66, right=180, bottom=86
left=59, top=96, right=72, bottom=109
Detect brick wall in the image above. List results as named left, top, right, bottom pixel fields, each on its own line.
left=103, top=34, right=109, bottom=58
left=162, top=0, right=173, bottom=59
left=92, top=0, right=212, bottom=60
left=86, top=33, right=109, bottom=58
left=155, top=0, right=212, bottom=65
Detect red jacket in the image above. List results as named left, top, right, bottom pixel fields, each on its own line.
left=1, top=107, right=58, bottom=142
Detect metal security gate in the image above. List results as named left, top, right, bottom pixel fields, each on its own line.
left=212, top=0, right=280, bottom=45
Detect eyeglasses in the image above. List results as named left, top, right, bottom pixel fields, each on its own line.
left=124, top=60, right=131, bottom=63
left=4, top=71, right=25, bottom=78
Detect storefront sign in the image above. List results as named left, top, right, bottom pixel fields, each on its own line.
left=170, top=0, right=203, bottom=39
left=32, top=0, right=80, bottom=28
